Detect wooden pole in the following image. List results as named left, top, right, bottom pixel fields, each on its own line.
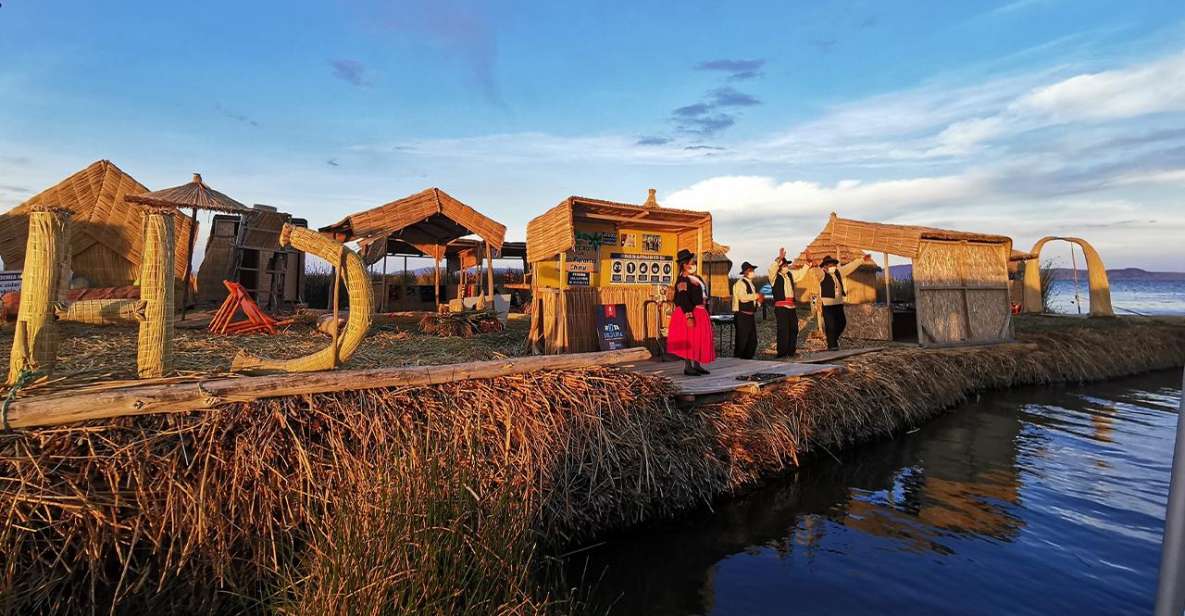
left=883, top=251, right=892, bottom=340
left=181, top=206, right=199, bottom=319
left=380, top=251, right=389, bottom=312
left=3, top=347, right=654, bottom=429
left=433, top=249, right=441, bottom=311
left=486, top=242, right=494, bottom=305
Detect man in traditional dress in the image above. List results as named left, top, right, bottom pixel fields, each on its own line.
left=817, top=254, right=871, bottom=350
left=731, top=261, right=761, bottom=359
left=768, top=248, right=813, bottom=358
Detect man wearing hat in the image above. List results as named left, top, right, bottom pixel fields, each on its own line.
left=731, top=261, right=762, bottom=359
left=818, top=253, right=871, bottom=350
left=768, top=247, right=813, bottom=358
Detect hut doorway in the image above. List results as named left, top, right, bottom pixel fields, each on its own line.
left=1021, top=236, right=1113, bottom=317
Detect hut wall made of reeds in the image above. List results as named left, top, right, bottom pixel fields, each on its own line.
left=529, top=286, right=668, bottom=354
left=0, top=161, right=193, bottom=288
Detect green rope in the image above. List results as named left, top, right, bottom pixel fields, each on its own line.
left=2, top=368, right=41, bottom=431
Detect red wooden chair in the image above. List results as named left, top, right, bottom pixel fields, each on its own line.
left=209, top=281, right=293, bottom=335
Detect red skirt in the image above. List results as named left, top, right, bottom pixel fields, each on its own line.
left=667, top=305, right=716, bottom=364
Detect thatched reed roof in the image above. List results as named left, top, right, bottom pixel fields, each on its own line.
left=526, top=190, right=714, bottom=264
left=804, top=213, right=1011, bottom=261
left=0, top=160, right=194, bottom=285
left=321, top=188, right=506, bottom=263
left=125, top=173, right=249, bottom=213
left=794, top=216, right=872, bottom=268
left=238, top=206, right=290, bottom=252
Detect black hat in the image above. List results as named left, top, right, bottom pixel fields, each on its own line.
left=676, top=249, right=694, bottom=263
left=820, top=255, right=840, bottom=266
left=740, top=261, right=757, bottom=273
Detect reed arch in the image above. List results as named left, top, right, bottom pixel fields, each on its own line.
left=1022, top=236, right=1113, bottom=317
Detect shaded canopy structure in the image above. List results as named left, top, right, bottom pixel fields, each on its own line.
left=124, top=173, right=250, bottom=214
left=0, top=160, right=194, bottom=288
left=321, top=188, right=507, bottom=308
left=126, top=173, right=250, bottom=316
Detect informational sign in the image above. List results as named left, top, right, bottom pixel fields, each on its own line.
left=608, top=253, right=673, bottom=285
left=595, top=303, right=629, bottom=351
left=566, top=260, right=596, bottom=273
left=567, top=271, right=590, bottom=286
left=0, top=271, right=21, bottom=295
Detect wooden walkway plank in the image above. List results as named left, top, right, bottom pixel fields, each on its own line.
left=618, top=357, right=842, bottom=396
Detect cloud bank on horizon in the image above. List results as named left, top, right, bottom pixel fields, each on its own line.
left=1, top=1, right=1183, bottom=272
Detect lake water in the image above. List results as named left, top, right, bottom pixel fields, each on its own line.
left=577, top=370, right=1183, bottom=615
left=1047, top=279, right=1185, bottom=316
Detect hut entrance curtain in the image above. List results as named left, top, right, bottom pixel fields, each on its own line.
left=913, top=239, right=1011, bottom=346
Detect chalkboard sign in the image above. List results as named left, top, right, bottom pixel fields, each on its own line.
left=595, top=303, right=629, bottom=351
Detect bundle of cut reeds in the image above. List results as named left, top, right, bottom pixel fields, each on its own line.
left=419, top=308, right=504, bottom=337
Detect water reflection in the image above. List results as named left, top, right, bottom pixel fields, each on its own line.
left=576, top=370, right=1181, bottom=615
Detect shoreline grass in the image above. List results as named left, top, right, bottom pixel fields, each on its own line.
left=0, top=317, right=1182, bottom=614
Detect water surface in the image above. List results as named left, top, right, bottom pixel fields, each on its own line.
left=579, top=370, right=1183, bottom=615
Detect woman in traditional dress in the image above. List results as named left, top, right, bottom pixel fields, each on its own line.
left=667, top=249, right=716, bottom=376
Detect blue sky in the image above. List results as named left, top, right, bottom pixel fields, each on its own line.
left=2, top=0, right=1184, bottom=270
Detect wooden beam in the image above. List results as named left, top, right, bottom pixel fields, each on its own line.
left=3, top=347, right=654, bottom=429
left=883, top=251, right=892, bottom=340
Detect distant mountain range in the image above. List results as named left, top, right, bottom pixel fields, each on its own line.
left=887, top=265, right=1185, bottom=281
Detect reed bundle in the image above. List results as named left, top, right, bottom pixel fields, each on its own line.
left=419, top=309, right=504, bottom=337
left=6, top=207, right=70, bottom=384
left=0, top=317, right=1181, bottom=613
left=135, top=209, right=175, bottom=378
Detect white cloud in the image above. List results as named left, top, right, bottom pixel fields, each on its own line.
left=1012, top=51, right=1185, bottom=121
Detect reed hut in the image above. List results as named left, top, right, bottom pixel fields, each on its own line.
left=320, top=188, right=507, bottom=311
left=0, top=160, right=194, bottom=289
left=526, top=189, right=720, bottom=354
left=806, top=213, right=1014, bottom=347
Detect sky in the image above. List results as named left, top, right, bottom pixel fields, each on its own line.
left=1, top=0, right=1184, bottom=271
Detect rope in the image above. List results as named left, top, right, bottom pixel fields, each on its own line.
left=2, top=368, right=41, bottom=431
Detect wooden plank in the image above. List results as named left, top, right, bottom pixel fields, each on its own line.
left=4, top=347, right=654, bottom=429
left=797, top=346, right=885, bottom=364
left=618, top=357, right=842, bottom=396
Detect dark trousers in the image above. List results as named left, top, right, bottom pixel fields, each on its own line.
left=774, top=306, right=798, bottom=357
left=734, top=311, right=757, bottom=359
left=823, top=303, right=847, bottom=349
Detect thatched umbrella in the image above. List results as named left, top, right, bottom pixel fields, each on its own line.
left=126, top=173, right=249, bottom=316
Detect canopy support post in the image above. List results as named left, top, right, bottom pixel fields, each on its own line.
left=434, top=250, right=441, bottom=311
left=181, top=206, right=198, bottom=320
left=380, top=249, right=389, bottom=313
left=486, top=242, right=494, bottom=306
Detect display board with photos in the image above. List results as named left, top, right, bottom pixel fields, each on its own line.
left=608, top=252, right=674, bottom=285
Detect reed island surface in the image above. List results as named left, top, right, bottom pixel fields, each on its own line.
left=0, top=312, right=1182, bottom=614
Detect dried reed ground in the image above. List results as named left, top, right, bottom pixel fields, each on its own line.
left=0, top=317, right=1183, bottom=614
